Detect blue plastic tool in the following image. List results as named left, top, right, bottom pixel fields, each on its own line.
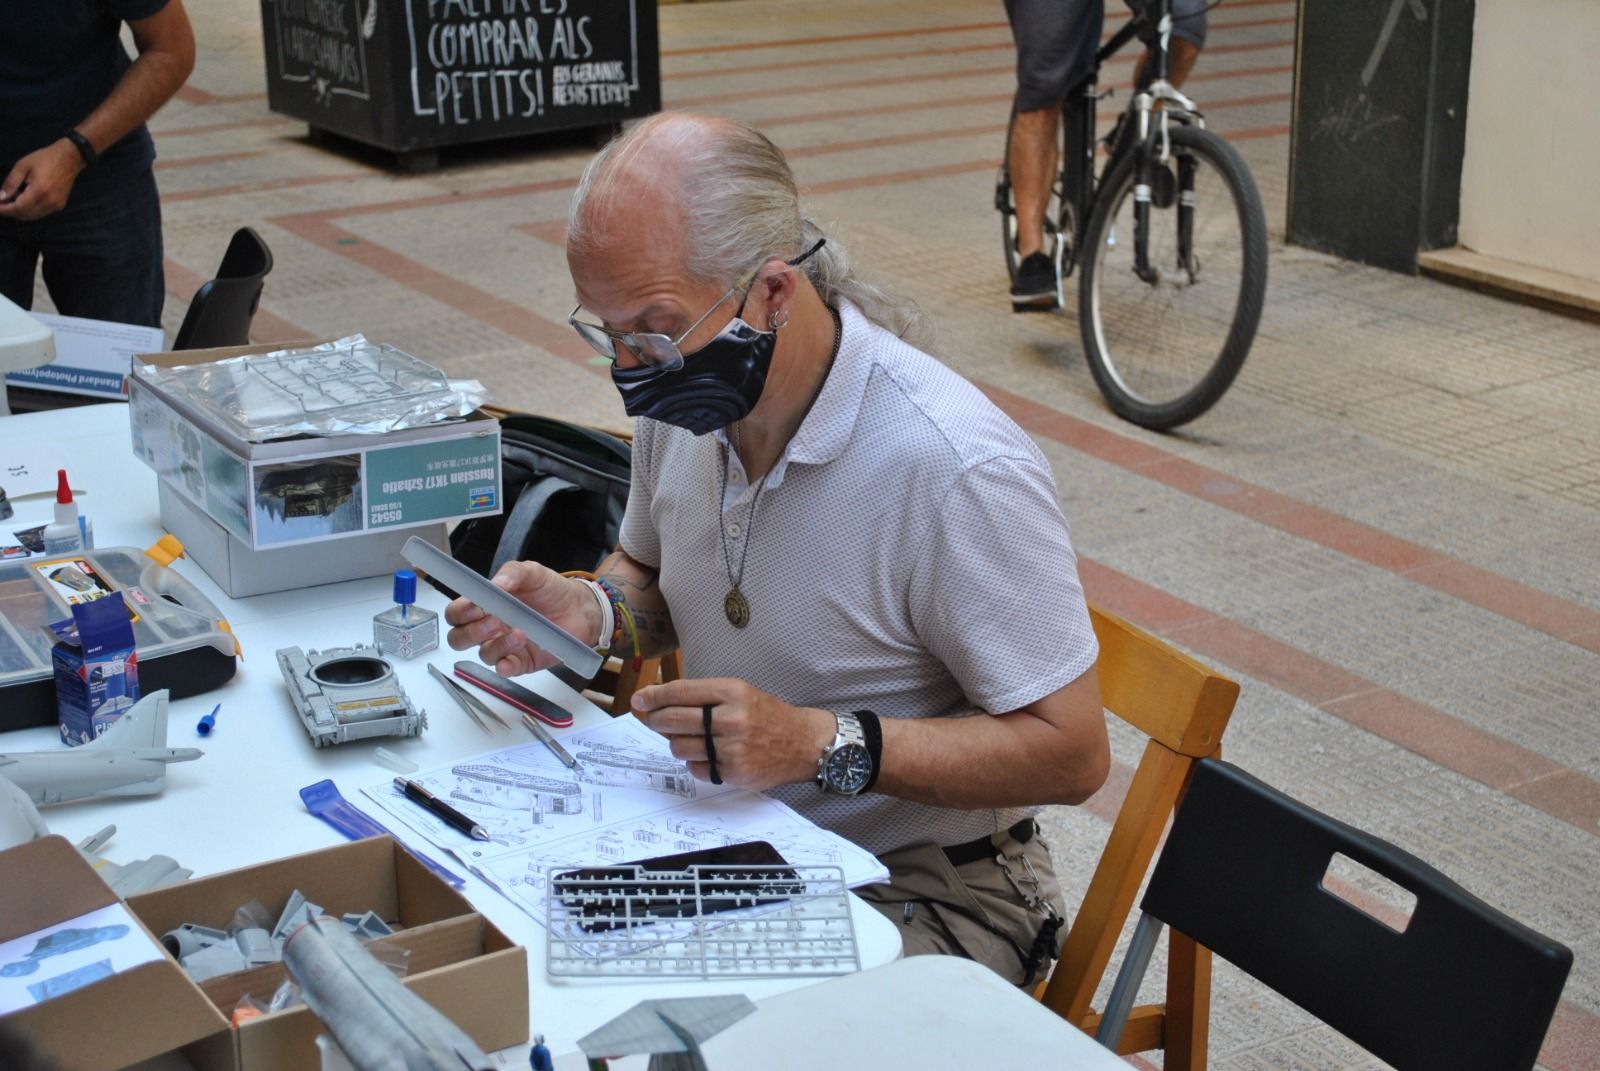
left=196, top=703, right=220, bottom=736
left=299, top=779, right=466, bottom=889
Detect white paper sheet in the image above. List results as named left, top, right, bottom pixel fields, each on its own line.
left=5, top=312, right=164, bottom=398
left=361, top=716, right=888, bottom=925
left=0, top=903, right=164, bottom=1014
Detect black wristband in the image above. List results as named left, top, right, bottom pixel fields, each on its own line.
left=64, top=130, right=97, bottom=168
left=852, top=709, right=882, bottom=793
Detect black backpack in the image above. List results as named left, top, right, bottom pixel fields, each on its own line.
left=450, top=414, right=631, bottom=577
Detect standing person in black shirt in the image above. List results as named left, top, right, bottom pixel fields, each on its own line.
left=0, top=0, right=195, bottom=328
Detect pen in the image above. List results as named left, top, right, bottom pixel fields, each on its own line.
left=521, top=712, right=580, bottom=771
left=393, top=777, right=489, bottom=841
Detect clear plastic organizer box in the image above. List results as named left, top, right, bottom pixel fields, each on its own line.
left=0, top=542, right=239, bottom=732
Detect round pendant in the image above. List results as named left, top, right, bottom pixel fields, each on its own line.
left=724, top=587, right=750, bottom=628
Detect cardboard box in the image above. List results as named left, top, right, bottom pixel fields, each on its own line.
left=50, top=591, right=140, bottom=745
left=0, top=836, right=232, bottom=1071
left=157, top=479, right=448, bottom=598
left=126, top=836, right=528, bottom=1071
left=127, top=340, right=501, bottom=597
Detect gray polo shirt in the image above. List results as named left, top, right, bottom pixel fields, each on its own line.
left=619, top=301, right=1097, bottom=856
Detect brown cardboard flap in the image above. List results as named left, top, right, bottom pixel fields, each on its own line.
left=130, top=837, right=404, bottom=935
left=4, top=960, right=228, bottom=1071
left=134, top=340, right=323, bottom=370
left=197, top=914, right=487, bottom=1012
left=0, top=836, right=119, bottom=941
left=232, top=916, right=527, bottom=1068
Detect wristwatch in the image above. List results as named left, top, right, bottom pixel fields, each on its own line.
left=816, top=711, right=873, bottom=795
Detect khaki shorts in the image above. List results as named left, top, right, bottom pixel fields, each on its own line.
left=854, top=824, right=1067, bottom=987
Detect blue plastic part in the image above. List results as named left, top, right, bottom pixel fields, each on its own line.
left=196, top=703, right=220, bottom=736
left=393, top=569, right=418, bottom=608
left=298, top=779, right=466, bottom=888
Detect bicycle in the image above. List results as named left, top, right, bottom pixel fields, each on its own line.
left=996, top=0, right=1268, bottom=431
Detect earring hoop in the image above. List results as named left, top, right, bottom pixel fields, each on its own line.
left=768, top=308, right=789, bottom=331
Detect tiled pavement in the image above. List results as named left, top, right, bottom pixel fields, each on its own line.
left=40, top=1, right=1600, bottom=1067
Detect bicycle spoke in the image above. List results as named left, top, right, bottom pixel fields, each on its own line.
left=1089, top=142, right=1248, bottom=410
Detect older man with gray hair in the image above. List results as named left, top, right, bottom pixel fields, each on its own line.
left=446, top=111, right=1108, bottom=986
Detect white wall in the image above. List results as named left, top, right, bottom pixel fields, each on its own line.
left=1457, top=0, right=1600, bottom=283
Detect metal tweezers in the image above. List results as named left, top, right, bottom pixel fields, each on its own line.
left=426, top=663, right=510, bottom=734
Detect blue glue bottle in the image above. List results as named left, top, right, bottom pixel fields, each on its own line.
left=372, top=569, right=439, bottom=659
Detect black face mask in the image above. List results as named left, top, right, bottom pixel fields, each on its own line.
left=610, top=317, right=777, bottom=436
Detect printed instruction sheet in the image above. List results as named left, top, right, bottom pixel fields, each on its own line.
left=362, top=715, right=887, bottom=923
left=0, top=904, right=164, bottom=1013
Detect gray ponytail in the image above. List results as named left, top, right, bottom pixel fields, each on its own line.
left=568, top=113, right=926, bottom=343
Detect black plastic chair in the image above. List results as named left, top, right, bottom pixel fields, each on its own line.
left=172, top=226, right=274, bottom=350
left=1098, top=759, right=1572, bottom=1071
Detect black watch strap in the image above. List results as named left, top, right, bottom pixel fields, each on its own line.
left=853, top=709, right=882, bottom=793
left=64, top=130, right=97, bottom=168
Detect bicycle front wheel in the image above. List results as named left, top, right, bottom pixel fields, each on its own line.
left=1079, top=124, right=1268, bottom=430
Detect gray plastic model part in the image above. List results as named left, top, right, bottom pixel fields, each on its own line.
left=274, top=890, right=325, bottom=940
left=182, top=943, right=250, bottom=983
left=283, top=915, right=493, bottom=1071
left=235, top=927, right=279, bottom=967
left=162, top=923, right=230, bottom=960
left=577, top=996, right=756, bottom=1069
left=342, top=911, right=394, bottom=940
left=0, top=690, right=202, bottom=805
left=275, top=645, right=426, bottom=748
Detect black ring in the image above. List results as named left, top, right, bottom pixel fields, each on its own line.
left=702, top=703, right=722, bottom=784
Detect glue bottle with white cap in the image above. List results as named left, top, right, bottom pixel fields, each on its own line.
left=42, top=469, right=87, bottom=554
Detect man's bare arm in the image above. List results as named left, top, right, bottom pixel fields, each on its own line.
left=0, top=1, right=195, bottom=219
left=79, top=1, right=197, bottom=157
left=597, top=548, right=678, bottom=658
left=634, top=666, right=1109, bottom=807
left=873, top=667, right=1109, bottom=808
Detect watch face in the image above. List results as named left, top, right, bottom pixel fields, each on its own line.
left=825, top=743, right=872, bottom=793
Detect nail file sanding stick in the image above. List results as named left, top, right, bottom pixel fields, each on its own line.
left=401, top=537, right=603, bottom=678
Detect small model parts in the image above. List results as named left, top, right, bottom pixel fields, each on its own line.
left=276, top=644, right=426, bottom=748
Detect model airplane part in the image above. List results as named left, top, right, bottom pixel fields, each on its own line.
left=577, top=996, right=756, bottom=1071
left=0, top=773, right=49, bottom=849
left=277, top=645, right=427, bottom=747
left=282, top=913, right=495, bottom=1071
left=0, top=690, right=201, bottom=805
left=401, top=537, right=603, bottom=678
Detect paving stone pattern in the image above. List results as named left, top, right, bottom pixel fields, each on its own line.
left=33, top=2, right=1597, bottom=1067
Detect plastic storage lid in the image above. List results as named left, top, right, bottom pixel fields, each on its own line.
left=135, top=335, right=489, bottom=442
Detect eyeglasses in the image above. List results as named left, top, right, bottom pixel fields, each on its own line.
left=568, top=275, right=750, bottom=372
left=567, top=238, right=826, bottom=371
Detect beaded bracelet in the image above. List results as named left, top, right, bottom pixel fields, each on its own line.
left=593, top=576, right=642, bottom=671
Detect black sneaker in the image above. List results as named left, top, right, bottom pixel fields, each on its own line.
left=1010, top=252, right=1059, bottom=311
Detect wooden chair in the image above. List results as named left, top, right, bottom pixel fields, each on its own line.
left=582, top=648, right=683, bottom=716
left=1036, top=605, right=1240, bottom=1069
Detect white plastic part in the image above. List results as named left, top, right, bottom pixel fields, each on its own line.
left=372, top=747, right=418, bottom=775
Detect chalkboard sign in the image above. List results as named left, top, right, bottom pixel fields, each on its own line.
left=1286, top=0, right=1474, bottom=273
left=259, top=0, right=660, bottom=165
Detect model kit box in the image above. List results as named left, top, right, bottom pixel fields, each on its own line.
left=49, top=590, right=140, bottom=745
left=0, top=835, right=232, bottom=1071
left=127, top=339, right=501, bottom=596
left=125, top=835, right=528, bottom=1071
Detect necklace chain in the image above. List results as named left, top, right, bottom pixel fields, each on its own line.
left=717, top=304, right=842, bottom=627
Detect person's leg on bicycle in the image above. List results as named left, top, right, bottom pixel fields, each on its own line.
left=1129, top=0, right=1206, bottom=89
left=1004, top=0, right=1103, bottom=311
left=1108, top=0, right=1208, bottom=196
